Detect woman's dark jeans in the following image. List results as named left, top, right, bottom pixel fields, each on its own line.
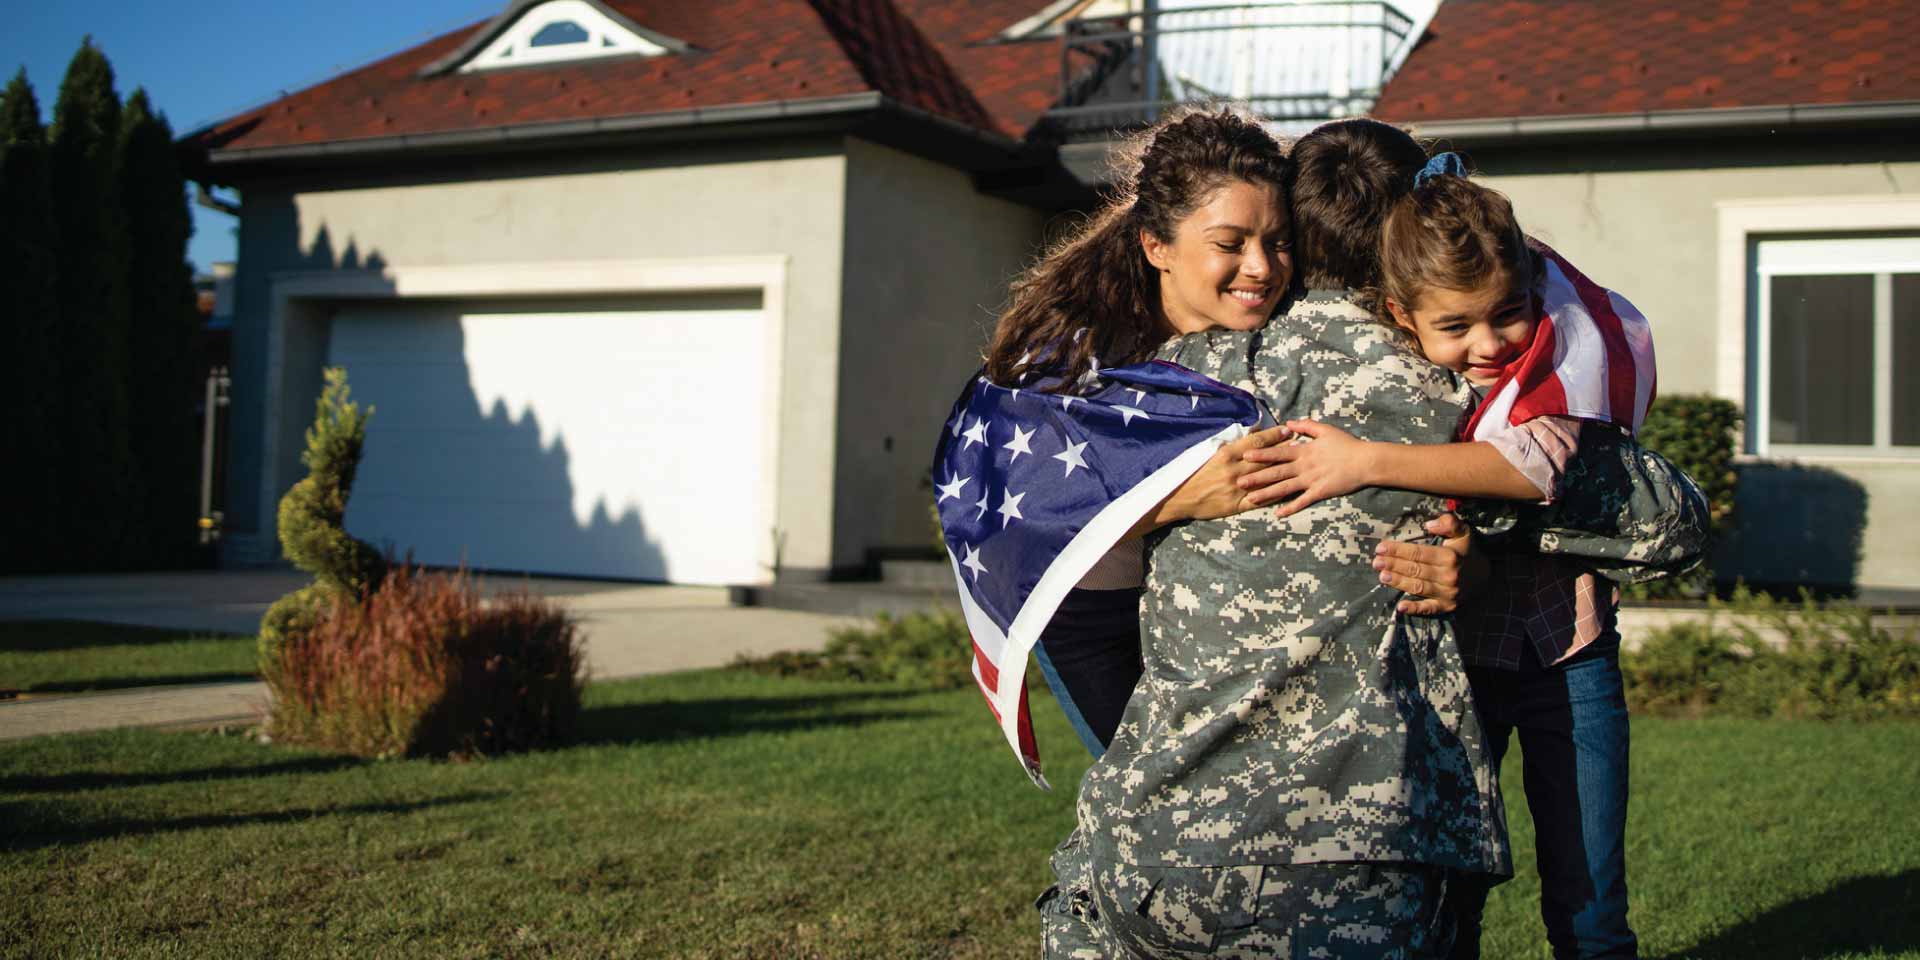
left=1447, top=641, right=1638, bottom=960
left=1033, top=586, right=1144, bottom=756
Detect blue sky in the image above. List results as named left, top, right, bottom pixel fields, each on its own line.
left=4, top=0, right=501, bottom=272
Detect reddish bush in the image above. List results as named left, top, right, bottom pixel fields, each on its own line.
left=264, top=566, right=586, bottom=758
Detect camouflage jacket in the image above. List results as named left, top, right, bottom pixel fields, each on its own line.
left=1075, top=291, right=1706, bottom=874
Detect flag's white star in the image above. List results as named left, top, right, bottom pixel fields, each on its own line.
left=1060, top=394, right=1082, bottom=412
left=996, top=490, right=1026, bottom=527
left=961, top=543, right=988, bottom=581
left=972, top=489, right=990, bottom=520
left=962, top=418, right=989, bottom=448
left=1128, top=388, right=1146, bottom=404
left=1188, top=389, right=1200, bottom=410
left=1116, top=405, right=1150, bottom=426
left=948, top=409, right=966, bottom=437
left=935, top=472, right=971, bottom=502
left=1004, top=425, right=1035, bottom=461
left=1054, top=440, right=1089, bottom=476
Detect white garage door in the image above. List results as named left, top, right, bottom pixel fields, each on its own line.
left=327, top=295, right=771, bottom=584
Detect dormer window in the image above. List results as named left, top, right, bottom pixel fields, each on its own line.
left=459, top=0, right=676, bottom=72
left=530, top=20, right=591, bottom=47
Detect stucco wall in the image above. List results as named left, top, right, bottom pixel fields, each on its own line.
left=226, top=139, right=849, bottom=576
left=1472, top=145, right=1920, bottom=590
left=832, top=138, right=1050, bottom=571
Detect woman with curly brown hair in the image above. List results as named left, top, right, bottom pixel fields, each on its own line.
left=982, top=110, right=1475, bottom=761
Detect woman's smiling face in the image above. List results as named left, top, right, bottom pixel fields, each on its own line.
left=1142, top=179, right=1293, bottom=335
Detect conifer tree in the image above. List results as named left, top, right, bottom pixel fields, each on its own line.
left=119, top=89, right=201, bottom=569
left=0, top=71, right=62, bottom=573
left=49, top=39, right=135, bottom=570
left=259, top=368, right=387, bottom=672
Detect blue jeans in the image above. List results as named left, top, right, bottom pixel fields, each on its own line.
left=1448, top=642, right=1638, bottom=960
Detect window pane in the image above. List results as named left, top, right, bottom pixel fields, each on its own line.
left=1769, top=274, right=1873, bottom=445
left=531, top=21, right=590, bottom=47
left=1896, top=274, right=1920, bottom=447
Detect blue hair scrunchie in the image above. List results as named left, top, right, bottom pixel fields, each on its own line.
left=1414, top=151, right=1467, bottom=188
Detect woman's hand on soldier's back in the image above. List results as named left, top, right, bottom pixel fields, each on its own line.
left=1148, top=424, right=1297, bottom=528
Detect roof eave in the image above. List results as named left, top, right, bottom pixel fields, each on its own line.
left=184, top=92, right=1046, bottom=183
left=1389, top=99, right=1920, bottom=146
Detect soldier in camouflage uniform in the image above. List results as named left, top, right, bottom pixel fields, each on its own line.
left=1037, top=289, right=1708, bottom=958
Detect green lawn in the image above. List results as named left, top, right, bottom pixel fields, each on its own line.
left=2, top=669, right=1916, bottom=959
left=0, top=621, right=257, bottom=695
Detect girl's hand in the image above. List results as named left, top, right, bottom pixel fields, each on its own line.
left=1235, top=419, right=1379, bottom=517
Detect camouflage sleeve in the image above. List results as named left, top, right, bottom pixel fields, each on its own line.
left=1459, top=428, right=1711, bottom=584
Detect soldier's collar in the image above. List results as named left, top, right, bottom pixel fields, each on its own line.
left=1300, top=288, right=1357, bottom=303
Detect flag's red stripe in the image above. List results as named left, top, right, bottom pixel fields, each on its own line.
left=1502, top=312, right=1562, bottom=428
left=1016, top=680, right=1040, bottom=766
left=972, top=638, right=1001, bottom=693
left=1551, top=250, right=1637, bottom=426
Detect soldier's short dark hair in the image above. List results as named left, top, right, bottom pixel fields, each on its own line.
left=1288, top=119, right=1428, bottom=292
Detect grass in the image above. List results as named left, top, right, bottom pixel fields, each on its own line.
left=1, top=669, right=1916, bottom=959
left=0, top=621, right=256, bottom=695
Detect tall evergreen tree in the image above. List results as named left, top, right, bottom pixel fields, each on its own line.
left=49, top=39, right=135, bottom=571
left=119, top=89, right=202, bottom=569
left=0, top=71, right=63, bottom=573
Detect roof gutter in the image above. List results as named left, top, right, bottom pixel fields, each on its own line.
left=1398, top=99, right=1920, bottom=145
left=193, top=91, right=1035, bottom=175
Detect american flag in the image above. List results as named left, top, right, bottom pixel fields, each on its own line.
left=1462, top=242, right=1658, bottom=441
left=931, top=359, right=1263, bottom=786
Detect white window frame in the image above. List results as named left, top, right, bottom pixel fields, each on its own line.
left=1752, top=236, right=1919, bottom=458
left=459, top=0, right=666, bottom=72
left=1716, top=196, right=1920, bottom=463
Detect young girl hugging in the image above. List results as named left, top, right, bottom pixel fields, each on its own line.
left=1235, top=155, right=1658, bottom=960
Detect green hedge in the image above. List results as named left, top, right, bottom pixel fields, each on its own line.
left=1622, top=589, right=1920, bottom=720
left=735, top=608, right=976, bottom=690
left=1628, top=394, right=1741, bottom=600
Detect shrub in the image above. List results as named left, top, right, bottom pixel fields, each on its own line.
left=265, top=566, right=585, bottom=758
left=735, top=608, right=975, bottom=690
left=259, top=368, right=387, bottom=669
left=1622, top=589, right=1920, bottom=720
left=1627, top=394, right=1741, bottom=600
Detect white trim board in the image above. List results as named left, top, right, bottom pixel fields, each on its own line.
left=255, top=256, right=789, bottom=583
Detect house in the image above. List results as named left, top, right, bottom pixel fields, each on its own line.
left=186, top=0, right=1915, bottom=596
left=183, top=0, right=1435, bottom=588
left=182, top=0, right=1083, bottom=586
left=1370, top=0, right=1920, bottom=596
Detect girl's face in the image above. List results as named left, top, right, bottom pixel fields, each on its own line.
left=1141, top=179, right=1292, bottom=335
left=1388, top=269, right=1536, bottom=386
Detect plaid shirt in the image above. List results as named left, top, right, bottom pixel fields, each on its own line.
left=1455, top=416, right=1616, bottom=670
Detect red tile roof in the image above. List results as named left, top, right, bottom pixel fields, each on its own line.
left=191, top=0, right=1063, bottom=155
left=1373, top=0, right=1920, bottom=123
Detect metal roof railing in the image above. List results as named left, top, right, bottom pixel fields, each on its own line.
left=1040, top=1, right=1415, bottom=141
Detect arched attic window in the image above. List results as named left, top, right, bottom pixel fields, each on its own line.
left=460, top=0, right=671, bottom=72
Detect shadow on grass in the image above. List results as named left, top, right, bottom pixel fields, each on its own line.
left=0, top=756, right=366, bottom=795
left=575, top=689, right=935, bottom=746
left=0, top=791, right=501, bottom=853
left=1, top=621, right=248, bottom=651
left=24, top=673, right=259, bottom=694
left=1655, top=869, right=1920, bottom=959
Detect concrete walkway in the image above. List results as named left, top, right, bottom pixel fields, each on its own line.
left=0, top=571, right=860, bottom=741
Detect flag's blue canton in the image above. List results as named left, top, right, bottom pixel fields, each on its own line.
left=931, top=361, right=1264, bottom=634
